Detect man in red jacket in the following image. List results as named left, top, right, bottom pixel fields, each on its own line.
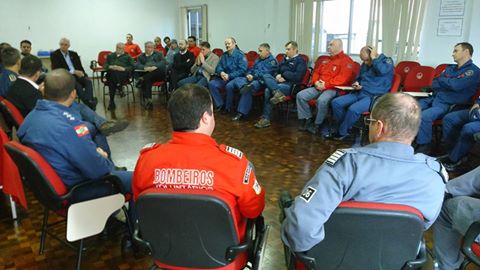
left=187, top=35, right=201, bottom=58
left=296, top=39, right=355, bottom=135
left=124, top=33, right=142, bottom=60
left=133, top=84, right=265, bottom=235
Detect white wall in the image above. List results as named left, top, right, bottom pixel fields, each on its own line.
left=0, top=0, right=177, bottom=72
left=176, top=0, right=291, bottom=56
left=419, top=0, right=480, bottom=66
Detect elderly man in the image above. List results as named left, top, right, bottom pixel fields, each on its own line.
left=328, top=46, right=394, bottom=140
left=296, top=39, right=355, bottom=134
left=281, top=93, right=446, bottom=252
left=177, top=41, right=220, bottom=88
left=104, top=43, right=134, bottom=110
left=169, top=39, right=195, bottom=92
left=416, top=42, right=480, bottom=154
left=135, top=41, right=167, bottom=110
left=51, top=38, right=97, bottom=110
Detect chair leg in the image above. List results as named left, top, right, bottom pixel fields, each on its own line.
left=122, top=205, right=133, bottom=236
left=459, top=259, right=470, bottom=270
left=39, top=208, right=49, bottom=255
left=9, top=195, right=17, bottom=220
left=76, top=239, right=84, bottom=270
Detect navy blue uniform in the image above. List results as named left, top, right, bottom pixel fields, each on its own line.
left=0, top=69, right=18, bottom=97
left=416, top=60, right=480, bottom=145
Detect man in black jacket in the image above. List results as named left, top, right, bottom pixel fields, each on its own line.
left=169, top=39, right=195, bottom=92
left=50, top=38, right=97, bottom=110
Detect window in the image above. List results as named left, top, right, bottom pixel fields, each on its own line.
left=180, top=5, right=208, bottom=43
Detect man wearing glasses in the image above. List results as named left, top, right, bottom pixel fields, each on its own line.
left=281, top=93, right=446, bottom=253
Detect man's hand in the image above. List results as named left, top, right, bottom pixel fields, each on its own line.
left=314, top=80, right=325, bottom=91
left=470, top=103, right=480, bottom=113
left=145, top=66, right=157, bottom=72
left=198, top=53, right=205, bottom=64
left=369, top=46, right=378, bottom=60
left=96, top=147, right=108, bottom=159
left=221, top=72, right=229, bottom=81
left=352, top=81, right=362, bottom=90
left=276, top=74, right=285, bottom=83
left=74, top=70, right=85, bottom=77
left=39, top=82, right=45, bottom=96
left=246, top=74, right=253, bottom=81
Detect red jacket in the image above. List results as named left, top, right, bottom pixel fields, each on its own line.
left=188, top=46, right=201, bottom=58
left=311, top=51, right=355, bottom=90
left=133, top=132, right=265, bottom=235
left=124, top=43, right=142, bottom=59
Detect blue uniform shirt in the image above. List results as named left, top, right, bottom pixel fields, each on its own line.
left=282, top=141, right=446, bottom=252
left=277, top=54, right=307, bottom=84
left=357, top=53, right=394, bottom=96
left=247, top=54, right=277, bottom=80
left=17, top=100, right=114, bottom=187
left=0, top=69, right=18, bottom=97
left=431, top=59, right=480, bottom=106
left=215, top=48, right=247, bottom=80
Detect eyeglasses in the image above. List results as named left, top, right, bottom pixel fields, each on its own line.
left=363, top=117, right=379, bottom=125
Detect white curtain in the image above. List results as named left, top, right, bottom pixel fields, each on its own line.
left=290, top=0, right=316, bottom=58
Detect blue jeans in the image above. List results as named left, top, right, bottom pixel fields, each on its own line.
left=331, top=93, right=372, bottom=136
left=262, top=74, right=292, bottom=120
left=416, top=97, right=450, bottom=145
left=443, top=110, right=480, bottom=162
left=178, top=74, right=209, bottom=88
left=296, top=88, right=338, bottom=125
left=208, top=78, right=228, bottom=109
left=71, top=102, right=105, bottom=128
left=237, top=79, right=263, bottom=115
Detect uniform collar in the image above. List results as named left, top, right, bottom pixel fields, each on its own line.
left=171, top=132, right=217, bottom=146
left=331, top=51, right=345, bottom=60
left=363, top=141, right=414, bottom=159
left=456, top=59, right=473, bottom=70
left=18, top=76, right=39, bottom=89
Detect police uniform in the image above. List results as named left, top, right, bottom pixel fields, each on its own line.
left=209, top=48, right=247, bottom=111
left=0, top=68, right=18, bottom=97
left=416, top=60, right=480, bottom=145
left=132, top=132, right=265, bottom=237
left=433, top=166, right=480, bottom=270
left=282, top=141, right=446, bottom=252
left=262, top=54, right=307, bottom=120
left=332, top=53, right=394, bottom=136
left=296, top=51, right=354, bottom=126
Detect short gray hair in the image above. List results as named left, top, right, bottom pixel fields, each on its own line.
left=259, top=43, right=270, bottom=50
left=371, top=93, right=421, bottom=140
left=144, top=41, right=154, bottom=47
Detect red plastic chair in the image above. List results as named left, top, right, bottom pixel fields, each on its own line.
left=461, top=221, right=480, bottom=269
left=313, top=55, right=330, bottom=71
left=435, top=63, right=449, bottom=77
left=395, top=61, right=421, bottom=86
left=281, top=68, right=312, bottom=121
left=213, top=48, right=224, bottom=57
left=0, top=98, right=25, bottom=133
left=91, top=50, right=111, bottom=79
left=246, top=51, right=259, bottom=69
left=276, top=53, right=285, bottom=63
left=402, top=65, right=436, bottom=92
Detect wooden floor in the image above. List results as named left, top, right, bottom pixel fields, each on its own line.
left=0, top=85, right=476, bottom=269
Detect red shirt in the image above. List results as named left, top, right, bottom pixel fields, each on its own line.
left=312, top=51, right=355, bottom=90
left=133, top=132, right=265, bottom=235
left=124, top=42, right=142, bottom=59
left=188, top=46, right=201, bottom=58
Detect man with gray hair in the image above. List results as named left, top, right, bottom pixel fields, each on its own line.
left=281, top=93, right=446, bottom=252
left=165, top=39, right=179, bottom=68
left=104, top=42, right=134, bottom=110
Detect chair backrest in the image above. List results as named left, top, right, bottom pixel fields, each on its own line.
left=4, top=141, right=68, bottom=211
left=276, top=53, right=285, bottom=63
left=313, top=55, right=330, bottom=71
left=0, top=128, right=26, bottom=208
left=295, top=201, right=424, bottom=270
left=402, top=65, right=436, bottom=92
left=246, top=51, right=259, bottom=68
left=136, top=188, right=246, bottom=269
left=97, top=51, right=112, bottom=67
left=390, top=72, right=402, bottom=93
left=299, top=54, right=310, bottom=65
left=434, top=63, right=449, bottom=77
left=212, top=48, right=224, bottom=57
left=0, top=98, right=24, bottom=130
left=395, top=61, right=421, bottom=85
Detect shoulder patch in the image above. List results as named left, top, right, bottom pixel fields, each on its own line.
left=253, top=178, right=262, bottom=195
left=385, top=58, right=393, bottom=65
left=465, top=70, right=474, bottom=77
left=346, top=63, right=353, bottom=69
left=271, top=60, right=276, bottom=66
left=325, top=150, right=346, bottom=167
left=8, top=74, right=17, bottom=82
left=221, top=145, right=243, bottom=159
left=300, top=186, right=316, bottom=203
left=243, top=162, right=254, bottom=184
left=74, top=124, right=90, bottom=137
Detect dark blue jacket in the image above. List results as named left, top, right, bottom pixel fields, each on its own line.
left=432, top=59, right=480, bottom=106
left=0, top=69, right=18, bottom=97
left=248, top=54, right=277, bottom=80
left=357, top=53, right=394, bottom=96
left=215, top=48, right=247, bottom=80
left=277, top=55, right=307, bottom=84
left=17, top=100, right=114, bottom=187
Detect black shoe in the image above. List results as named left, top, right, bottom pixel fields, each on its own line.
left=239, top=84, right=253, bottom=95
left=114, top=165, right=128, bottom=171
left=99, top=120, right=129, bottom=136
left=232, top=113, right=243, bottom=121
left=221, top=108, right=231, bottom=115
left=443, top=157, right=468, bottom=172
left=108, top=101, right=116, bottom=110
left=333, top=133, right=350, bottom=141
left=298, top=118, right=312, bottom=131
left=215, top=106, right=224, bottom=112
left=307, top=124, right=319, bottom=135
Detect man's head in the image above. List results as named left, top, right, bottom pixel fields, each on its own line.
left=115, top=42, right=125, bottom=55
left=359, top=46, right=372, bottom=62
left=44, top=69, right=76, bottom=104
left=144, top=41, right=155, bottom=54
left=19, top=55, right=42, bottom=80
left=168, top=84, right=215, bottom=135
left=59, top=38, right=70, bottom=53
left=285, top=41, right=298, bottom=58
left=327, top=39, right=343, bottom=56
left=368, top=93, right=421, bottom=144
left=154, top=36, right=162, bottom=46
left=187, top=36, right=197, bottom=48
left=170, top=39, right=178, bottom=50
left=1, top=47, right=21, bottom=69
left=178, top=39, right=187, bottom=52
left=20, top=40, right=32, bottom=56
left=200, top=41, right=211, bottom=56
left=0, top=42, right=12, bottom=64
left=224, top=37, right=236, bottom=52
left=452, top=42, right=473, bottom=64
left=258, top=43, right=271, bottom=59
left=126, top=33, right=133, bottom=44
left=164, top=36, right=171, bottom=46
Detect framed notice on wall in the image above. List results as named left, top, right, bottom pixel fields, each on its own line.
left=437, top=18, right=463, bottom=36
left=439, top=0, right=465, bottom=16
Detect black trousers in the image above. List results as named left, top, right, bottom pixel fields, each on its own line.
left=140, top=68, right=166, bottom=99
left=74, top=75, right=95, bottom=107
left=106, top=70, right=130, bottom=102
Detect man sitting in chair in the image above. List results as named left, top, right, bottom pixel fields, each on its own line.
left=281, top=93, right=445, bottom=252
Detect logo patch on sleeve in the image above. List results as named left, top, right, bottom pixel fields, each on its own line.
left=300, top=186, right=316, bottom=203
left=74, top=124, right=90, bottom=137
left=8, top=74, right=17, bottom=82
left=325, top=150, right=346, bottom=166
left=243, top=162, right=253, bottom=184
left=253, top=179, right=262, bottom=195
left=225, top=146, right=243, bottom=159
left=465, top=70, right=474, bottom=77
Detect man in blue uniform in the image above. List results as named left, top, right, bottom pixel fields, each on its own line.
left=17, top=69, right=133, bottom=215
left=208, top=37, right=247, bottom=113
left=281, top=93, right=446, bottom=252
left=254, top=41, right=307, bottom=128
left=0, top=47, right=20, bottom=96
left=329, top=46, right=394, bottom=140
left=416, top=42, right=480, bottom=154
left=433, top=166, right=480, bottom=270
left=230, top=43, right=277, bottom=121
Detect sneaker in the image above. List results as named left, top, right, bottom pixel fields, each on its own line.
left=443, top=157, right=468, bottom=172
left=99, top=120, right=129, bottom=136
left=254, top=118, right=271, bottom=128
left=108, top=101, right=116, bottom=111
left=231, top=113, right=243, bottom=121
left=298, top=118, right=312, bottom=131
left=239, top=84, right=253, bottom=95
left=270, top=91, right=286, bottom=105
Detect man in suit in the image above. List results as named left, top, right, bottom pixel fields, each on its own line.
left=50, top=38, right=97, bottom=110
left=169, top=39, right=195, bottom=92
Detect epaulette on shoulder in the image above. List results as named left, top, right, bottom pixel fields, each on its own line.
left=325, top=149, right=349, bottom=167
left=219, top=144, right=243, bottom=160
left=140, top=142, right=160, bottom=154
